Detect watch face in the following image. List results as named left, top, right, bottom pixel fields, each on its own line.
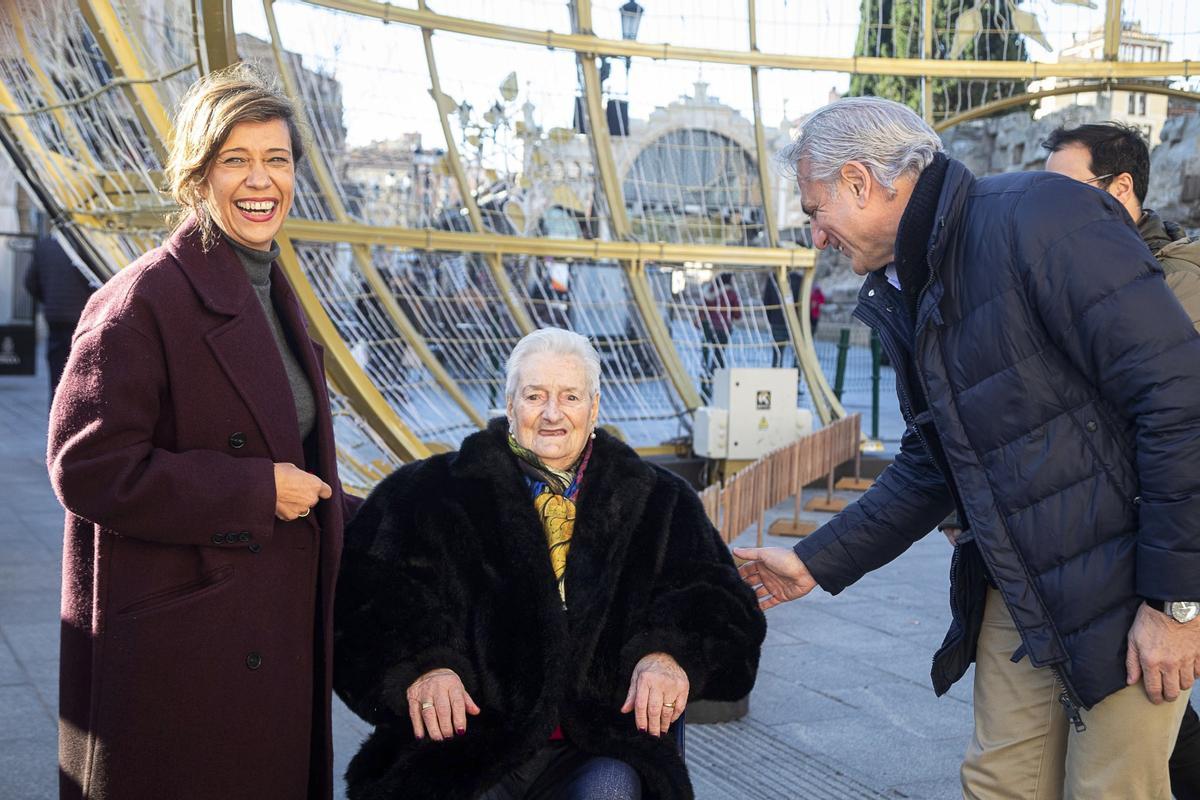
left=1170, top=602, right=1200, bottom=624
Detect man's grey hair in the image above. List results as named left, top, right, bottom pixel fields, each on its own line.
left=777, top=96, right=944, bottom=192
left=505, top=327, right=601, bottom=402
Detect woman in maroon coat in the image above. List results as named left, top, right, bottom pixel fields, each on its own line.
left=48, top=64, right=354, bottom=799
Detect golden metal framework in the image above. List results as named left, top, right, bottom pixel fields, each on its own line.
left=196, top=0, right=238, bottom=74
left=262, top=0, right=487, bottom=431
left=1103, top=0, right=1124, bottom=63
left=935, top=81, right=1200, bottom=132
left=3, top=0, right=1194, bottom=461
left=283, top=219, right=817, bottom=267
left=571, top=0, right=702, bottom=412
left=4, top=7, right=101, bottom=169
left=276, top=238, right=433, bottom=460
left=415, top=0, right=536, bottom=337
left=921, top=0, right=935, bottom=124
left=77, top=0, right=174, bottom=161
left=297, top=0, right=1198, bottom=80
left=194, top=0, right=435, bottom=461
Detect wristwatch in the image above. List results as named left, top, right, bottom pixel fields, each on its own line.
left=1153, top=600, right=1200, bottom=624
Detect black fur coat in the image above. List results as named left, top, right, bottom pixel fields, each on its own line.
left=334, top=419, right=765, bottom=800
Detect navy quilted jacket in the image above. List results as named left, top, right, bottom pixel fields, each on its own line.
left=794, top=158, right=1200, bottom=711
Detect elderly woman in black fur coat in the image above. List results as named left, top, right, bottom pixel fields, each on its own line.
left=334, top=327, right=765, bottom=800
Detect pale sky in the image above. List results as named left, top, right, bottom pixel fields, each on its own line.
left=232, top=0, right=1200, bottom=150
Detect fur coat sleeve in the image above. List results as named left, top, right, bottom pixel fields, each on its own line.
left=617, top=469, right=764, bottom=699
left=333, top=457, right=480, bottom=726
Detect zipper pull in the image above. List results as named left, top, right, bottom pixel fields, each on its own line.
left=1058, top=691, right=1087, bottom=733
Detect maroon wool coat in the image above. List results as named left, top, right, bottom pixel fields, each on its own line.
left=48, top=220, right=352, bottom=800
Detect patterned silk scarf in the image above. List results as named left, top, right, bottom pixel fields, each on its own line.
left=507, top=434, right=593, bottom=605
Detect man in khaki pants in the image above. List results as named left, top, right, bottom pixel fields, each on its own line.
left=943, top=122, right=1200, bottom=799
left=736, top=97, right=1200, bottom=800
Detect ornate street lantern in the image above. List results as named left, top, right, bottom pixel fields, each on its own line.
left=619, top=1, right=643, bottom=42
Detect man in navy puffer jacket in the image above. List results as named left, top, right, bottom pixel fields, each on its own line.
left=735, top=97, right=1200, bottom=799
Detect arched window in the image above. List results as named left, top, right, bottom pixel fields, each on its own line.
left=623, top=128, right=762, bottom=244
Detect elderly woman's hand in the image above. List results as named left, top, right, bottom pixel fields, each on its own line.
left=405, top=668, right=481, bottom=741
left=621, top=652, right=688, bottom=737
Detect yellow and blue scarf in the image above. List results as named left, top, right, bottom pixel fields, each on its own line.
left=507, top=434, right=593, bottom=605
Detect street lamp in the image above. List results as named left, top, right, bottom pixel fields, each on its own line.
left=580, top=1, right=644, bottom=136
left=617, top=1, right=642, bottom=94
left=619, top=0, right=643, bottom=41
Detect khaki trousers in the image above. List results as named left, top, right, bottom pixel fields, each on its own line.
left=961, top=588, right=1190, bottom=800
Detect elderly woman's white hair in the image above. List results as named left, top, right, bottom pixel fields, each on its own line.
left=505, top=327, right=601, bottom=402
left=777, top=96, right=943, bottom=193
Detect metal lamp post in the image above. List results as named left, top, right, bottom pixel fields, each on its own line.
left=618, top=0, right=643, bottom=83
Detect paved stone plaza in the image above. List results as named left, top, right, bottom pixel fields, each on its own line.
left=0, top=366, right=970, bottom=799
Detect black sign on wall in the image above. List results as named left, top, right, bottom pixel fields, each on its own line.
left=0, top=324, right=36, bottom=375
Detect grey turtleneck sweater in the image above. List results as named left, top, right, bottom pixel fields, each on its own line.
left=229, top=238, right=317, bottom=443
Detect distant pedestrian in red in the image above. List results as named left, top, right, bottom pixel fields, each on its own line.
left=48, top=64, right=355, bottom=800
left=809, top=283, right=826, bottom=335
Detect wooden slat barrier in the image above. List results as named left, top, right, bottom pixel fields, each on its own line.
left=701, top=414, right=864, bottom=545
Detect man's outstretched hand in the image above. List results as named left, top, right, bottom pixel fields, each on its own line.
left=733, top=547, right=818, bottom=610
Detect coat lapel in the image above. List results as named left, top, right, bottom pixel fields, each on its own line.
left=564, top=434, right=655, bottom=638
left=167, top=221, right=306, bottom=467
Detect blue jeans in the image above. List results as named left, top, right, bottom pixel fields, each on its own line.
left=478, top=741, right=642, bottom=800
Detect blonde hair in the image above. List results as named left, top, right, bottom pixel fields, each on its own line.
left=164, top=62, right=307, bottom=247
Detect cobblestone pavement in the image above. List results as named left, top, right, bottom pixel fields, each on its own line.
left=0, top=368, right=968, bottom=800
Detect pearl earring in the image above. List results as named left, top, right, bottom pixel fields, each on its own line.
left=590, top=430, right=596, bottom=440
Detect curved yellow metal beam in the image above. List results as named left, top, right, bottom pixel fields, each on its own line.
left=197, top=0, right=238, bottom=74
left=296, top=0, right=1197, bottom=81
left=0, top=85, right=132, bottom=273
left=276, top=238, right=433, bottom=461
left=1103, top=0, right=1124, bottom=63
left=77, top=0, right=175, bottom=161
left=3, top=6, right=102, bottom=172
left=935, top=81, right=1200, bottom=132
left=747, top=0, right=779, bottom=250
left=185, top=6, right=432, bottom=460
left=414, top=0, right=535, bottom=336
left=572, top=0, right=700, bottom=413
left=283, top=218, right=818, bottom=268
left=793, top=265, right=846, bottom=425
left=263, top=0, right=487, bottom=430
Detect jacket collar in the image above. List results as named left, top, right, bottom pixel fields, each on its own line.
left=893, top=153, right=949, bottom=318
left=926, top=158, right=976, bottom=272
left=1137, top=208, right=1185, bottom=254
left=165, top=218, right=256, bottom=316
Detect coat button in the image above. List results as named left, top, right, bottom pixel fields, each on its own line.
left=238, top=531, right=251, bottom=542
left=1085, top=420, right=1098, bottom=433
left=228, top=432, right=246, bottom=449
left=248, top=543, right=262, bottom=554
left=211, top=533, right=224, bottom=544
left=246, top=652, right=262, bottom=670
left=868, top=289, right=876, bottom=297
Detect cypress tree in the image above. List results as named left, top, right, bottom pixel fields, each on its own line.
left=849, top=0, right=1030, bottom=121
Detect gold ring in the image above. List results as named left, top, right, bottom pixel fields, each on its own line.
left=663, top=702, right=675, bottom=709
left=297, top=508, right=310, bottom=518
left=420, top=701, right=434, bottom=710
